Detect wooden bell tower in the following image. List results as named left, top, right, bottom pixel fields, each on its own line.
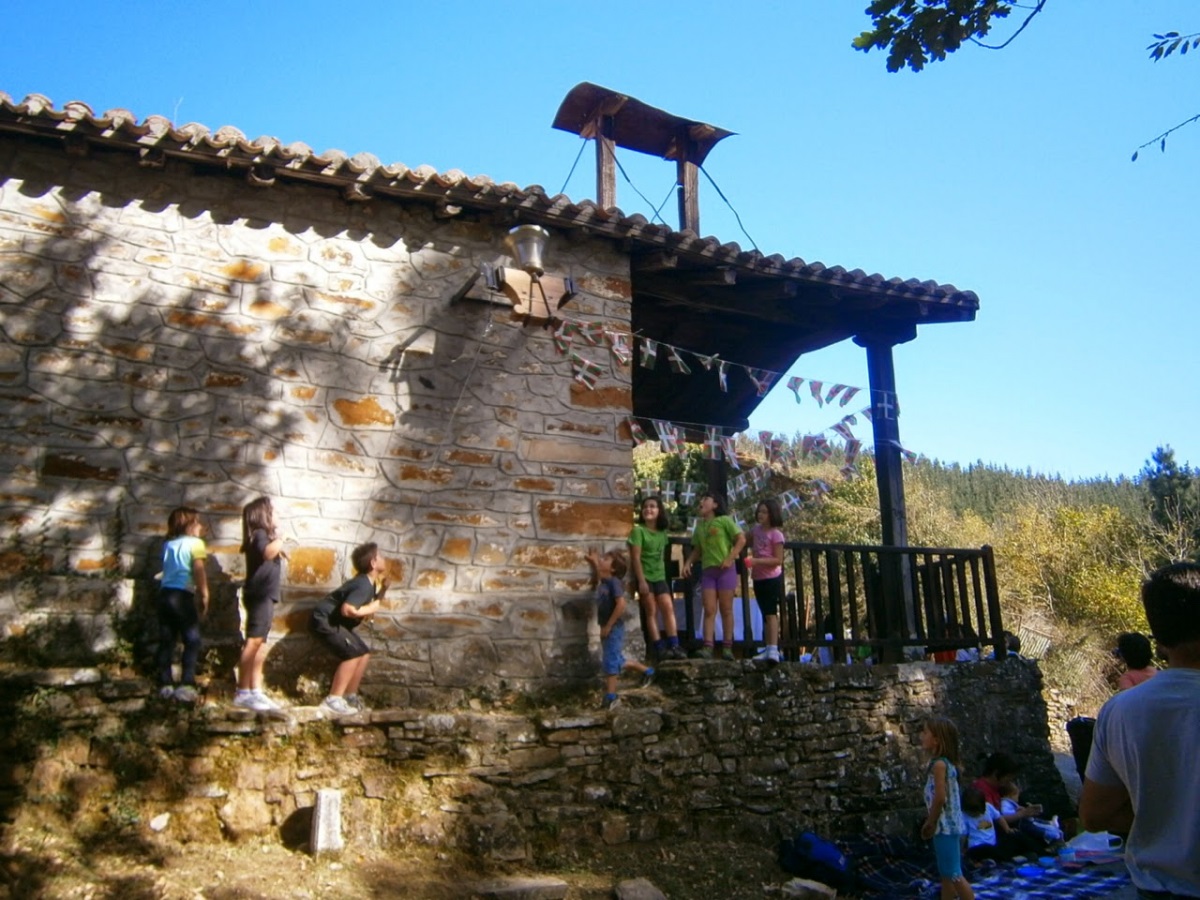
left=552, top=83, right=734, bottom=234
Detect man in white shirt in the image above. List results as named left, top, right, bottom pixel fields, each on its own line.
left=1081, top=563, right=1200, bottom=899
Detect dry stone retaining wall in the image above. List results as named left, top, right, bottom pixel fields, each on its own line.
left=0, top=658, right=1071, bottom=860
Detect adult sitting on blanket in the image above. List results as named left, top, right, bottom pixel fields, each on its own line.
left=1081, top=562, right=1200, bottom=899
left=971, top=751, right=1044, bottom=830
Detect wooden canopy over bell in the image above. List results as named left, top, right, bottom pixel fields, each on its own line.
left=552, top=83, right=734, bottom=233
left=552, top=82, right=734, bottom=164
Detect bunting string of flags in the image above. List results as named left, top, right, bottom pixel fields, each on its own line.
left=637, top=465, right=834, bottom=528
left=544, top=314, right=902, bottom=415
left=543, top=313, right=926, bottom=474
left=625, top=396, right=923, bottom=480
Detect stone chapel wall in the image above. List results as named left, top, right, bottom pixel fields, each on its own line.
left=0, top=137, right=635, bottom=694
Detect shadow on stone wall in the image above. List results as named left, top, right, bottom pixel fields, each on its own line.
left=0, top=655, right=1073, bottom=898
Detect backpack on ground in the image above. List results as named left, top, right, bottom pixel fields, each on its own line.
left=779, top=829, right=858, bottom=891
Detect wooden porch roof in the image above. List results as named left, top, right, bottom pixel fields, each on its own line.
left=630, top=246, right=977, bottom=435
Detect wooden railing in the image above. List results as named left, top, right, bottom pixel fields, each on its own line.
left=666, top=539, right=1005, bottom=663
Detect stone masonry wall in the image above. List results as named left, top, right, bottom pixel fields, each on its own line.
left=0, top=658, right=1071, bottom=861
left=0, top=136, right=636, bottom=694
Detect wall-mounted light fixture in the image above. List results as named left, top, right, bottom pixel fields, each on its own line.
left=452, top=224, right=577, bottom=326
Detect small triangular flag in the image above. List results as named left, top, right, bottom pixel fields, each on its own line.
left=787, top=376, right=804, bottom=404
left=666, top=346, right=691, bottom=374
left=639, top=338, right=659, bottom=369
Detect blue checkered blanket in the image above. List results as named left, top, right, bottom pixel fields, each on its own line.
left=835, top=835, right=1130, bottom=899
left=968, top=864, right=1130, bottom=899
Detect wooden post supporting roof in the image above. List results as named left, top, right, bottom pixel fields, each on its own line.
left=676, top=127, right=700, bottom=235
left=552, top=83, right=733, bottom=233
left=595, top=113, right=616, bottom=210
left=855, top=327, right=918, bottom=662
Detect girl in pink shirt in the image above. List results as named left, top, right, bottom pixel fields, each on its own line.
left=745, top=498, right=786, bottom=663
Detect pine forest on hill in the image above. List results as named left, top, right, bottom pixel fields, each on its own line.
left=633, top=439, right=1198, bottom=713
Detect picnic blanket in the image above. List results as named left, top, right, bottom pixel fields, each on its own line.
left=968, top=862, right=1129, bottom=899
left=832, top=835, right=1130, bottom=899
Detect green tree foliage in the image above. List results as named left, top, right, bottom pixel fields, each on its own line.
left=1137, top=445, right=1200, bottom=564
left=1146, top=29, right=1200, bottom=61
left=910, top=458, right=1148, bottom=524
left=633, top=434, right=1176, bottom=637
left=631, top=442, right=709, bottom=531
left=786, top=458, right=882, bottom=545
left=633, top=433, right=1183, bottom=714
left=853, top=3, right=1198, bottom=156
left=852, top=1, right=1039, bottom=73
left=995, top=502, right=1148, bottom=633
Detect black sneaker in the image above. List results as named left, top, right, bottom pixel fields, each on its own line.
left=603, top=694, right=621, bottom=710
left=666, top=644, right=688, bottom=660
left=639, top=669, right=656, bottom=688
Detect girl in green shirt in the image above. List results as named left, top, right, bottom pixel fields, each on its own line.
left=681, top=491, right=745, bottom=659
left=628, top=496, right=686, bottom=660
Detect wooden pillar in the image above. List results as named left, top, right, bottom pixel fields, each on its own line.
left=676, top=127, right=699, bottom=234
left=854, top=327, right=917, bottom=660
left=595, top=114, right=616, bottom=210
left=704, top=456, right=727, bottom=504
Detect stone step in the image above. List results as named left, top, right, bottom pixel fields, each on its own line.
left=465, top=875, right=569, bottom=899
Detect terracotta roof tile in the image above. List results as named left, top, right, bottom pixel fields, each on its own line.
left=0, top=91, right=978, bottom=309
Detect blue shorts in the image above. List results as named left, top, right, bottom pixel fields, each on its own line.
left=700, top=565, right=738, bottom=593
left=602, top=621, right=626, bottom=675
left=931, top=833, right=963, bottom=879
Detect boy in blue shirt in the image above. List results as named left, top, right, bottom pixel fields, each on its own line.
left=158, top=507, right=210, bottom=703
left=585, top=547, right=653, bottom=709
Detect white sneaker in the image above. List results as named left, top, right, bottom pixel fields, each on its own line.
left=174, top=685, right=199, bottom=704
left=753, top=647, right=781, bottom=663
left=233, top=691, right=274, bottom=712
left=253, top=690, right=283, bottom=710
left=323, top=695, right=355, bottom=716
left=159, top=685, right=176, bottom=699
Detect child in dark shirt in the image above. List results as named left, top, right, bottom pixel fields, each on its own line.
left=311, top=542, right=387, bottom=716
left=236, top=496, right=288, bottom=712
left=586, top=547, right=653, bottom=710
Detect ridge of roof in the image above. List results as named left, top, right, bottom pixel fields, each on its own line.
left=0, top=92, right=978, bottom=309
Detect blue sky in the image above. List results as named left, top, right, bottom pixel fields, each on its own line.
left=5, top=1, right=1198, bottom=480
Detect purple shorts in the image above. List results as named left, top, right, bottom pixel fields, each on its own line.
left=700, top=565, right=738, bottom=593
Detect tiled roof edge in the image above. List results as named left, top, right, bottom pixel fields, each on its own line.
left=0, top=92, right=978, bottom=309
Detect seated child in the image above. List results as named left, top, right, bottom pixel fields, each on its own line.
left=586, top=547, right=653, bottom=710
left=962, top=786, right=1040, bottom=862
left=999, top=782, right=1062, bottom=844
left=310, top=542, right=387, bottom=716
